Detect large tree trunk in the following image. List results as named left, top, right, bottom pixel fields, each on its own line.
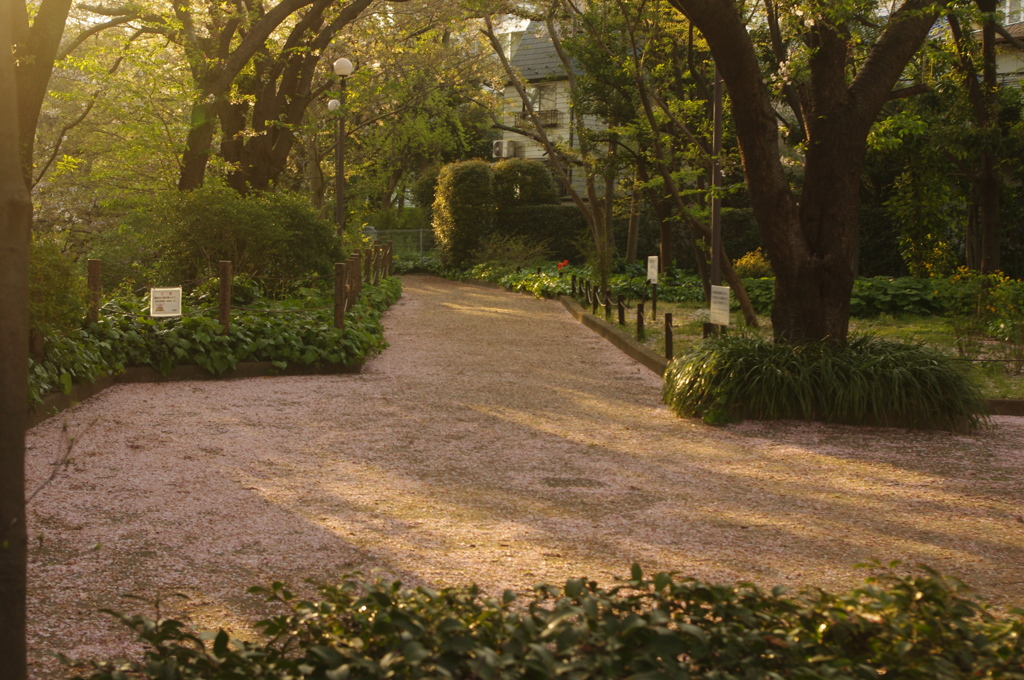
left=178, top=101, right=218, bottom=191
left=667, top=0, right=939, bottom=344
left=1, top=8, right=33, bottom=677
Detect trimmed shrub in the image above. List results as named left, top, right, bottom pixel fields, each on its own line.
left=410, top=165, right=440, bottom=210
left=71, top=565, right=1024, bottom=679
left=492, top=157, right=559, bottom=207
left=494, top=204, right=589, bottom=261
left=663, top=334, right=988, bottom=430
left=30, top=239, right=87, bottom=336
left=432, top=160, right=495, bottom=268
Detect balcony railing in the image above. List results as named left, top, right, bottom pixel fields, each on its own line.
left=515, top=109, right=560, bottom=127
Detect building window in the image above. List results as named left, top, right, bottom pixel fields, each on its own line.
left=517, top=83, right=559, bottom=127
left=524, top=83, right=556, bottom=112
left=1004, top=0, right=1023, bottom=24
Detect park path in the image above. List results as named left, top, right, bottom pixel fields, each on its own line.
left=25, top=274, right=1024, bottom=677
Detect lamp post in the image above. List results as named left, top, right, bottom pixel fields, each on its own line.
left=327, top=57, right=353, bottom=235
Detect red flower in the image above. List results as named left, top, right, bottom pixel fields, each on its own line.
left=557, top=259, right=569, bottom=270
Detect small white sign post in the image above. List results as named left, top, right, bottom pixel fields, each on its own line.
left=710, top=285, right=731, bottom=326
left=647, top=255, right=659, bottom=284
left=150, top=287, right=183, bottom=318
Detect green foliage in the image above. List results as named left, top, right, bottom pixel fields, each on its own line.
left=410, top=165, right=440, bottom=210
left=29, top=238, right=87, bottom=336
left=851, top=277, right=946, bottom=317
left=432, top=160, right=496, bottom=268
left=91, top=185, right=342, bottom=290
left=28, top=278, right=401, bottom=405
left=942, top=268, right=1024, bottom=367
left=739, top=278, right=774, bottom=315
left=472, top=234, right=552, bottom=268
left=71, top=565, right=1024, bottom=680
left=492, top=158, right=559, bottom=207
left=732, top=247, right=773, bottom=278
left=494, top=205, right=589, bottom=262
left=738, top=277, right=948, bottom=319
left=663, top=334, right=988, bottom=430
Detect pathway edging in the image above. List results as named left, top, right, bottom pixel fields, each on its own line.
left=459, top=278, right=1024, bottom=418
left=28, top=360, right=363, bottom=429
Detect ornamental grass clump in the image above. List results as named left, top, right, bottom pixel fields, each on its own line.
left=663, top=335, right=988, bottom=430
left=70, top=565, right=1024, bottom=679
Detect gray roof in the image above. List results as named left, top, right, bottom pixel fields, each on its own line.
left=509, top=22, right=567, bottom=82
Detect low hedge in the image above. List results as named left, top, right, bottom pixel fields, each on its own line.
left=70, top=565, right=1024, bottom=679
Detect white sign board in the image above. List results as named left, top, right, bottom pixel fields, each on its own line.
left=150, top=287, right=182, bottom=318
left=647, top=256, right=659, bottom=284
left=710, top=285, right=731, bottom=326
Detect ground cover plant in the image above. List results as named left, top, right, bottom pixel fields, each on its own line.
left=68, top=565, right=1024, bottom=679
left=27, top=277, right=402, bottom=405
left=662, top=334, right=989, bottom=430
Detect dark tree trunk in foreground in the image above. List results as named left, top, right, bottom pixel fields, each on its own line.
left=1, top=6, right=33, bottom=677
left=667, top=0, right=939, bottom=344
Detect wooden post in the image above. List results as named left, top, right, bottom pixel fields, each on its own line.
left=651, top=283, right=657, bottom=320
left=604, top=290, right=611, bottom=320
left=354, top=250, right=362, bottom=301
left=87, top=259, right=101, bottom=324
left=364, top=247, right=372, bottom=284
left=218, top=260, right=232, bottom=330
left=571, top=274, right=577, bottom=296
left=591, top=288, right=599, bottom=314
left=617, top=294, right=625, bottom=326
left=334, top=262, right=346, bottom=329
left=665, top=313, right=673, bottom=360
left=637, top=301, right=645, bottom=340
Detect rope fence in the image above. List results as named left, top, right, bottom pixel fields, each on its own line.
left=564, top=272, right=1024, bottom=369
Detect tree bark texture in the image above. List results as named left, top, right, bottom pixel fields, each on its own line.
left=174, top=0, right=373, bottom=192
left=13, top=0, right=73, bottom=186
left=666, top=0, right=939, bottom=344
left=1, top=5, right=33, bottom=676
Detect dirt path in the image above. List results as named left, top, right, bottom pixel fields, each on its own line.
left=26, top=274, right=1024, bottom=677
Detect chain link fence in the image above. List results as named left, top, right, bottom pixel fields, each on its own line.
left=376, top=229, right=436, bottom=260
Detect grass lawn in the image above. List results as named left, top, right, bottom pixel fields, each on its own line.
left=611, top=299, right=1024, bottom=400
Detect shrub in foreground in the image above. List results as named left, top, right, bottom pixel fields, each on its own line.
left=663, top=335, right=988, bottom=429
left=69, top=565, right=1024, bottom=679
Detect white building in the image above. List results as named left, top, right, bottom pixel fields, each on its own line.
left=494, top=21, right=603, bottom=196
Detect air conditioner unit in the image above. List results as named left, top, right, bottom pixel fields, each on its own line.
left=492, top=139, right=516, bottom=159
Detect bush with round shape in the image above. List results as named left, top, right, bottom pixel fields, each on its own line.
left=492, top=157, right=559, bottom=207
left=92, top=185, right=341, bottom=292
left=432, top=160, right=495, bottom=268
left=663, top=334, right=988, bottom=430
